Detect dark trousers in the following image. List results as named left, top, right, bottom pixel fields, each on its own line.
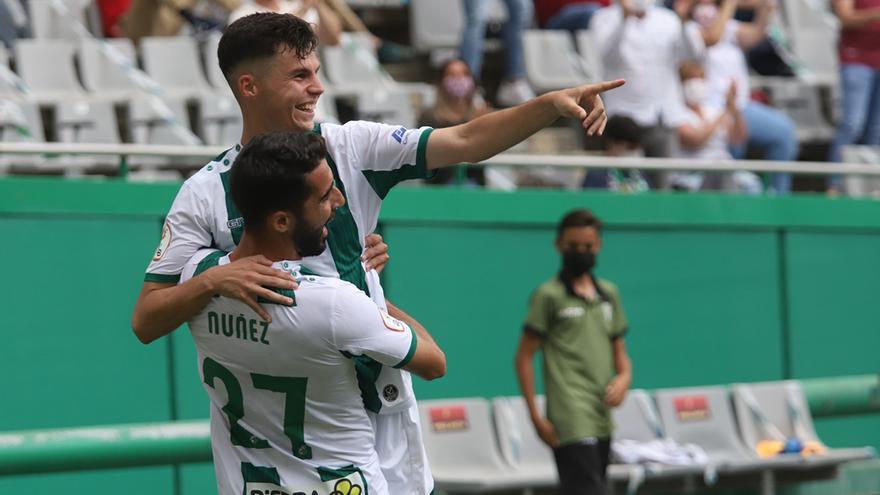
left=553, top=438, right=611, bottom=495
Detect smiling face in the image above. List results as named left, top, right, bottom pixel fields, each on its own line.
left=237, top=48, right=325, bottom=134
left=289, top=159, right=344, bottom=256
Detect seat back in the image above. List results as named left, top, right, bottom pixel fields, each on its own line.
left=14, top=39, right=85, bottom=96
left=418, top=398, right=512, bottom=476
left=28, top=0, right=91, bottom=39
left=140, top=36, right=210, bottom=93
left=203, top=31, right=228, bottom=90
left=575, top=30, right=603, bottom=81
left=0, top=99, right=44, bottom=142
left=198, top=93, right=242, bottom=146
left=765, top=81, right=833, bottom=141
left=128, top=96, right=201, bottom=145
left=55, top=99, right=120, bottom=143
left=410, top=0, right=508, bottom=51
left=492, top=395, right=556, bottom=480
left=732, top=380, right=824, bottom=449
left=523, top=30, right=589, bottom=93
left=77, top=38, right=138, bottom=94
left=322, top=32, right=386, bottom=87
left=613, top=389, right=664, bottom=442
left=656, top=386, right=754, bottom=464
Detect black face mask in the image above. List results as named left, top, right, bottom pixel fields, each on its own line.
left=562, top=250, right=596, bottom=276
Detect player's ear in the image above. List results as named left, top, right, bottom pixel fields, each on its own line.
left=238, top=73, right=258, bottom=98
left=269, top=211, right=293, bottom=235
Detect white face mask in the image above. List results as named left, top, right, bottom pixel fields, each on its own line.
left=630, top=0, right=653, bottom=12
left=693, top=3, right=719, bottom=27
left=683, top=78, right=707, bottom=105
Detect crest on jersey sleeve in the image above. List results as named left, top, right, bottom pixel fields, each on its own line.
left=153, top=221, right=172, bottom=261
left=379, top=310, right=409, bottom=333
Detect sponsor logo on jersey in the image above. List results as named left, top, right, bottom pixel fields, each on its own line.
left=153, top=222, right=172, bottom=261
left=558, top=306, right=585, bottom=319
left=382, top=384, right=399, bottom=403
left=245, top=474, right=365, bottom=495
left=379, top=311, right=409, bottom=332
left=391, top=126, right=408, bottom=144
left=228, top=217, right=245, bottom=230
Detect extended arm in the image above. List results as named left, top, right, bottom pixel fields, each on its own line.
left=701, top=0, right=738, bottom=46
left=426, top=80, right=625, bottom=168
left=515, top=330, right=559, bottom=447
left=833, top=0, right=880, bottom=28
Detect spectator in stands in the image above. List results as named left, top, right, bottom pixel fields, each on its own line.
left=582, top=115, right=650, bottom=191
left=229, top=0, right=342, bottom=46
left=0, top=0, right=29, bottom=48
left=418, top=58, right=492, bottom=186
left=535, top=0, right=609, bottom=31
left=121, top=0, right=240, bottom=42
left=693, top=0, right=798, bottom=193
left=515, top=208, right=632, bottom=495
left=673, top=61, right=762, bottom=193
left=828, top=0, right=880, bottom=191
left=589, top=0, right=705, bottom=158
left=460, top=0, right=537, bottom=107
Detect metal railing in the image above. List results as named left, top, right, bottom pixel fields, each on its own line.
left=0, top=374, right=876, bottom=476
left=1, top=142, right=879, bottom=180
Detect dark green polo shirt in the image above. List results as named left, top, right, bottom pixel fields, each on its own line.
left=524, top=275, right=628, bottom=444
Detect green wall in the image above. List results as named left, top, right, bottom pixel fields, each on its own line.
left=1, top=178, right=878, bottom=494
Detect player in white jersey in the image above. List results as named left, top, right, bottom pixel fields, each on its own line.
left=132, top=13, right=623, bottom=494
left=182, top=131, right=446, bottom=495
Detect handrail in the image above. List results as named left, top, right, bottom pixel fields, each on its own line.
left=2, top=142, right=879, bottom=176
left=0, top=375, right=876, bottom=476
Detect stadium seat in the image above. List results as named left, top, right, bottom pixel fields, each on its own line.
left=14, top=39, right=88, bottom=104
left=418, top=397, right=542, bottom=492
left=732, top=381, right=875, bottom=468
left=523, top=30, right=590, bottom=93
left=202, top=32, right=228, bottom=91
left=140, top=36, right=214, bottom=101
left=491, top=396, right=558, bottom=485
left=763, top=79, right=835, bottom=142
left=0, top=99, right=49, bottom=172
left=575, top=30, right=603, bottom=81
left=28, top=0, right=95, bottom=40
left=55, top=99, right=120, bottom=144
left=128, top=96, right=201, bottom=146
left=841, top=146, right=880, bottom=198
left=409, top=0, right=508, bottom=52
left=655, top=386, right=803, bottom=477
left=198, top=93, right=243, bottom=146
left=77, top=38, right=142, bottom=102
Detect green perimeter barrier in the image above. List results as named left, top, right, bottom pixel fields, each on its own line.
left=0, top=376, right=876, bottom=476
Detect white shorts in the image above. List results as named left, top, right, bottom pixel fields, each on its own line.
left=369, top=370, right=434, bottom=495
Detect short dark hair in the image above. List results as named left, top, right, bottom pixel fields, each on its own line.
left=218, top=13, right=319, bottom=83
left=603, top=115, right=642, bottom=147
left=231, top=132, right=326, bottom=231
left=556, top=209, right=603, bottom=239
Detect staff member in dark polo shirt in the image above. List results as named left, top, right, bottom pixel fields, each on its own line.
left=515, top=208, right=632, bottom=495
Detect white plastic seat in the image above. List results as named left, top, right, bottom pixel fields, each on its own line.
left=763, top=79, right=834, bottom=142
left=77, top=38, right=141, bottom=102
left=575, top=30, right=603, bottom=81
left=0, top=99, right=50, bottom=172
left=202, top=31, right=228, bottom=91
left=128, top=96, right=200, bottom=146
left=418, top=398, right=543, bottom=492
left=491, top=396, right=558, bottom=486
left=14, top=39, right=88, bottom=104
left=523, top=29, right=590, bottom=93
left=732, top=381, right=875, bottom=469
left=841, top=146, right=880, bottom=198
left=140, top=36, right=213, bottom=100
left=28, top=0, right=92, bottom=40
left=409, top=0, right=508, bottom=52
left=55, top=99, right=120, bottom=144
left=198, top=93, right=242, bottom=146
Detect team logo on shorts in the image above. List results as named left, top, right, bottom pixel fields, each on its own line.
left=379, top=311, right=409, bottom=333
left=383, top=384, right=399, bottom=403
left=153, top=222, right=172, bottom=261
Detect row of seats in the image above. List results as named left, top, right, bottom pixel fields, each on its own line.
left=418, top=380, right=874, bottom=493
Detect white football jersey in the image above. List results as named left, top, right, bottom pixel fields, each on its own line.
left=145, top=121, right=434, bottom=415
left=181, top=249, right=418, bottom=495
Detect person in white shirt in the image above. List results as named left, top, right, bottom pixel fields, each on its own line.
left=132, top=13, right=622, bottom=495
left=181, top=131, right=446, bottom=494
left=229, top=0, right=342, bottom=45
left=693, top=0, right=798, bottom=193
left=674, top=61, right=761, bottom=193
left=589, top=0, right=705, bottom=160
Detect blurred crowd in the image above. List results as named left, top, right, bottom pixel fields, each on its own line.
left=0, top=0, right=878, bottom=194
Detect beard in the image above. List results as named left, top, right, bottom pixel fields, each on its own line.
left=292, top=218, right=327, bottom=257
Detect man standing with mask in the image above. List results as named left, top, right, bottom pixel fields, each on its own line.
left=514, top=208, right=632, bottom=495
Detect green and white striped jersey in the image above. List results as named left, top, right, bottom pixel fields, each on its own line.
left=145, top=121, right=434, bottom=415
left=181, top=249, right=417, bottom=495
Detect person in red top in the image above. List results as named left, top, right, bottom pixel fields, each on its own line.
left=828, top=0, right=880, bottom=189
left=534, top=0, right=611, bottom=30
